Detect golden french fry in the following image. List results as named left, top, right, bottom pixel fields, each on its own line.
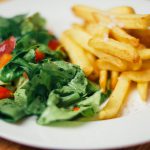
left=137, top=44, right=146, bottom=50
left=139, top=48, right=150, bottom=60
left=130, top=29, right=150, bottom=48
left=110, top=26, right=139, bottom=47
left=94, top=12, right=150, bottom=29
left=99, top=75, right=131, bottom=119
left=108, top=6, right=135, bottom=14
left=89, top=36, right=140, bottom=63
left=60, top=31, right=93, bottom=76
left=122, top=69, right=150, bottom=82
left=85, top=52, right=99, bottom=81
left=137, top=82, right=149, bottom=101
left=85, top=51, right=96, bottom=64
left=141, top=60, right=150, bottom=70
left=67, top=26, right=127, bottom=69
left=96, top=59, right=126, bottom=72
left=73, top=22, right=109, bottom=38
left=84, top=23, right=109, bottom=37
left=110, top=71, right=119, bottom=89
left=72, top=23, right=84, bottom=29
left=99, top=70, right=108, bottom=93
left=72, top=5, right=136, bottom=23
left=126, top=58, right=142, bottom=71
left=72, top=5, right=98, bottom=22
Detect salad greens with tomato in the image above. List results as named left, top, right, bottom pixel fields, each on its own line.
left=0, top=13, right=110, bottom=125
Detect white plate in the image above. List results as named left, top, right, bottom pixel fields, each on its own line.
left=0, top=0, right=150, bottom=149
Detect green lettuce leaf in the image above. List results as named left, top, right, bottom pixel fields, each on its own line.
left=38, top=91, right=101, bottom=124
left=0, top=88, right=27, bottom=122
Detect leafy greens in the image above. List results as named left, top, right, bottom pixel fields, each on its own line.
left=0, top=13, right=111, bottom=125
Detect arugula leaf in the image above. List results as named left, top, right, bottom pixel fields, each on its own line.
left=0, top=13, right=47, bottom=41
left=0, top=15, right=26, bottom=41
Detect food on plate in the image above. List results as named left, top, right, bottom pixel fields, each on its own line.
left=0, top=13, right=110, bottom=124
left=129, top=29, right=150, bottom=48
left=89, top=35, right=140, bottom=63
left=110, top=71, right=119, bottom=90
left=0, top=4, right=150, bottom=124
left=60, top=31, right=93, bottom=76
left=61, top=4, right=150, bottom=120
left=109, top=26, right=139, bottom=47
left=108, top=6, right=135, bottom=14
left=72, top=5, right=150, bottom=29
left=99, top=70, right=108, bottom=93
left=137, top=82, right=149, bottom=101
left=99, top=75, right=131, bottom=119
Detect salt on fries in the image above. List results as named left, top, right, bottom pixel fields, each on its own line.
left=61, top=4, right=150, bottom=120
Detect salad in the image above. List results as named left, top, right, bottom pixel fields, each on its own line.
left=0, top=13, right=110, bottom=125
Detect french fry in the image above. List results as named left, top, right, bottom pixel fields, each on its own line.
left=110, top=71, right=119, bottom=89
left=99, top=75, right=131, bottom=119
left=99, top=70, right=108, bottom=93
left=84, top=23, right=109, bottom=37
left=108, top=6, right=135, bottom=14
left=96, top=59, right=126, bottom=72
left=141, top=60, right=150, bottom=70
left=89, top=36, right=140, bottom=63
left=72, top=5, right=136, bottom=23
left=67, top=26, right=127, bottom=69
left=85, top=52, right=99, bottom=81
left=126, top=58, right=142, bottom=71
left=110, top=26, right=139, bottom=47
left=122, top=69, right=150, bottom=82
left=94, top=12, right=150, bottom=29
left=137, top=82, right=149, bottom=101
left=139, top=48, right=150, bottom=60
left=129, top=29, right=150, bottom=48
left=137, top=44, right=146, bottom=50
left=60, top=31, right=93, bottom=76
left=72, top=5, right=98, bottom=22
left=85, top=51, right=96, bottom=64
left=73, top=22, right=109, bottom=38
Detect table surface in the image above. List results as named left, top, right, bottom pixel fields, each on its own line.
left=0, top=138, right=150, bottom=150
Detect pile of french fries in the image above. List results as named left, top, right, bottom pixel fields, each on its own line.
left=60, top=5, right=150, bottom=120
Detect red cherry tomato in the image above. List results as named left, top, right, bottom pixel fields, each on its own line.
left=0, top=36, right=16, bottom=56
left=48, top=39, right=60, bottom=50
left=35, top=49, right=45, bottom=63
left=0, top=86, right=13, bottom=99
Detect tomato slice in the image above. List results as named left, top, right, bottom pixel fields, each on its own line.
left=0, top=86, right=13, bottom=99
left=35, top=49, right=45, bottom=63
left=0, top=36, right=16, bottom=56
left=48, top=39, right=60, bottom=50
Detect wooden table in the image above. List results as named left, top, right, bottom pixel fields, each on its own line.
left=0, top=138, right=150, bottom=150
